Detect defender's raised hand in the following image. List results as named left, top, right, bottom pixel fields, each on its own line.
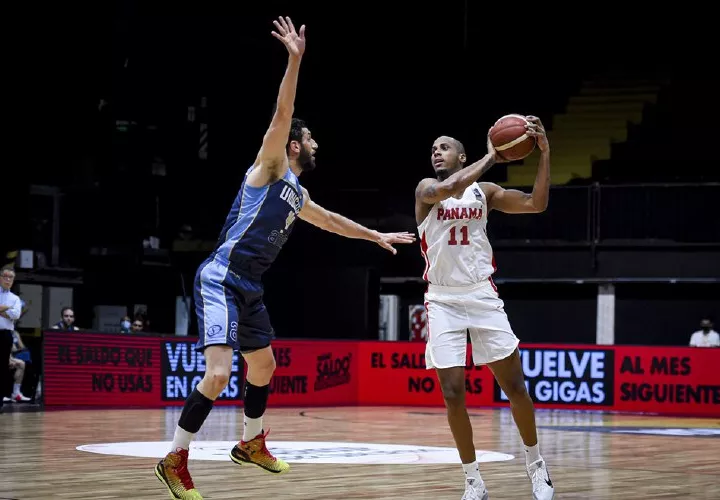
left=271, top=16, right=306, bottom=59
left=375, top=232, right=417, bottom=255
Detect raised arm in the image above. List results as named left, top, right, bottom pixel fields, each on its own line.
left=298, top=188, right=415, bottom=254
left=482, top=116, right=551, bottom=214
left=415, top=133, right=500, bottom=224
left=247, top=16, right=306, bottom=187
left=415, top=153, right=497, bottom=206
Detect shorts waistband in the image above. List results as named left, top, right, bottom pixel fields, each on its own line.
left=426, top=278, right=493, bottom=294
left=208, top=252, right=259, bottom=283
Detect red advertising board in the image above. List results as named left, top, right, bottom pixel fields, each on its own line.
left=43, top=333, right=160, bottom=407
left=42, top=332, right=720, bottom=417
left=268, top=340, right=357, bottom=406
left=358, top=342, right=494, bottom=406
left=612, top=346, right=720, bottom=417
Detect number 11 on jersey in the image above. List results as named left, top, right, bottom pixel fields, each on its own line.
left=448, top=225, right=470, bottom=245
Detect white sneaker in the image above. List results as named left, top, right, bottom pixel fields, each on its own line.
left=461, top=478, right=489, bottom=500
left=12, top=393, right=31, bottom=402
left=2, top=397, right=10, bottom=403
left=527, top=458, right=554, bottom=500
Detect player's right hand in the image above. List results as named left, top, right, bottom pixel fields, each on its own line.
left=486, top=129, right=507, bottom=163
left=375, top=231, right=417, bottom=255
left=271, top=16, right=306, bottom=59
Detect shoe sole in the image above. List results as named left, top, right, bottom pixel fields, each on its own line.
left=155, top=462, right=183, bottom=500
left=229, top=450, right=290, bottom=475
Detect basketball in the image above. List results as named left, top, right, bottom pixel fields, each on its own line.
left=489, top=114, right=536, bottom=161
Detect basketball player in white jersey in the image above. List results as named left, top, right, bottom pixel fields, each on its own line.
left=414, top=116, right=553, bottom=500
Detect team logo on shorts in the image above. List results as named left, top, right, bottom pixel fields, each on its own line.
left=229, top=321, right=238, bottom=342
left=206, top=325, right=223, bottom=338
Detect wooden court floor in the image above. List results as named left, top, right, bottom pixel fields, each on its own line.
left=1, top=406, right=719, bottom=499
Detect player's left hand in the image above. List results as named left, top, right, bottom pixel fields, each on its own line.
left=525, top=116, right=549, bottom=152
left=375, top=232, right=417, bottom=255
left=271, top=16, right=306, bottom=59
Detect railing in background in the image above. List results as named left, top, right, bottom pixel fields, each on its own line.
left=301, top=182, right=720, bottom=247
left=597, top=183, right=720, bottom=244
left=50, top=182, right=720, bottom=271
left=486, top=182, right=720, bottom=246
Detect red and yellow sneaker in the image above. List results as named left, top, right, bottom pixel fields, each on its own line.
left=230, top=430, right=290, bottom=474
left=155, top=448, right=204, bottom=500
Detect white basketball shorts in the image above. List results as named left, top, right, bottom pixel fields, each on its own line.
left=424, top=278, right=519, bottom=369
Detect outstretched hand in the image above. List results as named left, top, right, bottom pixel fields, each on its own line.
left=375, top=231, right=417, bottom=255
left=271, top=16, right=306, bottom=58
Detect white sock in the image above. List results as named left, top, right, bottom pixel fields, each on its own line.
left=462, top=461, right=483, bottom=484
left=243, top=416, right=263, bottom=442
left=525, top=443, right=541, bottom=465
left=171, top=426, right=195, bottom=452
left=12, top=384, right=20, bottom=396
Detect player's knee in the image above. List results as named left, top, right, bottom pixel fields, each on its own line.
left=204, top=367, right=231, bottom=392
left=504, top=378, right=530, bottom=401
left=439, top=381, right=465, bottom=407
left=252, top=354, right=277, bottom=378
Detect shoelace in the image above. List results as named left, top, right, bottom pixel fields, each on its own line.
left=257, top=430, right=276, bottom=462
left=243, top=429, right=276, bottom=462
left=462, top=481, right=480, bottom=500
left=529, top=462, right=549, bottom=491
left=173, top=450, right=195, bottom=490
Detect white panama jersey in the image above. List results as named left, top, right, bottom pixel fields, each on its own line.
left=418, top=182, right=496, bottom=287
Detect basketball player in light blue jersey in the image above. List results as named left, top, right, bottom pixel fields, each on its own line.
left=155, top=16, right=415, bottom=500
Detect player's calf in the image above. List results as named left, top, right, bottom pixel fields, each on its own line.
left=489, top=350, right=554, bottom=499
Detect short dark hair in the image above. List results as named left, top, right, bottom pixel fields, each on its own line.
left=270, top=104, right=307, bottom=153
left=450, top=137, right=466, bottom=156
left=288, top=118, right=307, bottom=151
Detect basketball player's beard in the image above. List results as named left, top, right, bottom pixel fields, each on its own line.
left=436, top=168, right=456, bottom=181
left=299, top=149, right=316, bottom=172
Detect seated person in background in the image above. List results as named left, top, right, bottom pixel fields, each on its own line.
left=131, top=317, right=144, bottom=333
left=51, top=307, right=79, bottom=331
left=689, top=318, right=719, bottom=347
left=120, top=316, right=132, bottom=333
left=4, top=332, right=30, bottom=402
left=10, top=330, right=30, bottom=362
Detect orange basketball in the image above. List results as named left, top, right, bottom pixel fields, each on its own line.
left=489, top=114, right=536, bottom=161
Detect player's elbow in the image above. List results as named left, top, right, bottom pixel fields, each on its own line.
left=531, top=197, right=548, bottom=213
left=435, top=180, right=459, bottom=200
left=443, top=180, right=459, bottom=194
left=325, top=211, right=340, bottom=232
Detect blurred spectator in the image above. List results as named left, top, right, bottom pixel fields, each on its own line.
left=689, top=318, right=719, bottom=347
left=0, top=267, right=22, bottom=411
left=51, top=307, right=79, bottom=331
left=131, top=317, right=145, bottom=333
left=4, top=331, right=30, bottom=403
left=120, top=315, right=132, bottom=333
